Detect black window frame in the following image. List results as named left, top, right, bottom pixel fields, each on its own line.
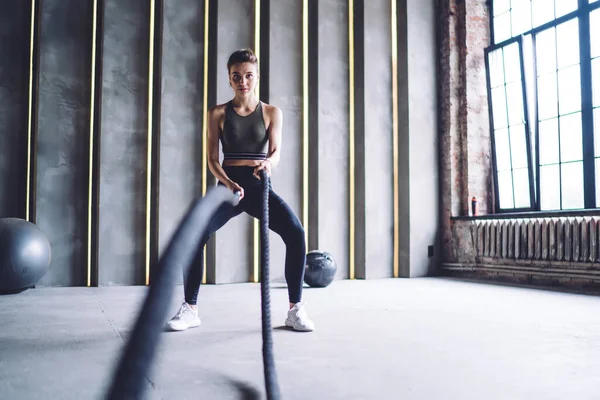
left=485, top=36, right=536, bottom=212
left=486, top=0, right=600, bottom=213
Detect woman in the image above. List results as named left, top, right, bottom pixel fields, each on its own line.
left=167, top=49, right=315, bottom=332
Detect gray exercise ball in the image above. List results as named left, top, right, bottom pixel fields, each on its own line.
left=304, top=250, right=337, bottom=288
left=0, top=218, right=51, bottom=294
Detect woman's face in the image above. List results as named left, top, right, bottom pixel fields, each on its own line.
left=229, top=62, right=259, bottom=96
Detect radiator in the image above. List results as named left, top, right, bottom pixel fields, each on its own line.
left=474, top=216, right=600, bottom=263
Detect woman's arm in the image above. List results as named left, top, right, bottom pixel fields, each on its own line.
left=255, top=105, right=283, bottom=177
left=207, top=106, right=245, bottom=198
left=265, top=106, right=283, bottom=168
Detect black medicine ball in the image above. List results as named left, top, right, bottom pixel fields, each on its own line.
left=304, top=250, right=337, bottom=288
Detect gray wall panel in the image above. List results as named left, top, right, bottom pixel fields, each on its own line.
left=0, top=2, right=29, bottom=218
left=213, top=0, right=255, bottom=284
left=364, top=0, right=393, bottom=279
left=158, top=1, right=205, bottom=256
left=268, top=0, right=303, bottom=284
left=36, top=0, right=92, bottom=286
left=406, top=0, right=438, bottom=276
left=318, top=0, right=349, bottom=280
left=98, top=0, right=150, bottom=285
left=397, top=0, right=439, bottom=277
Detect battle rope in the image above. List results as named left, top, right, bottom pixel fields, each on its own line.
left=258, top=169, right=281, bottom=400
left=105, top=174, right=281, bottom=400
left=105, top=186, right=240, bottom=399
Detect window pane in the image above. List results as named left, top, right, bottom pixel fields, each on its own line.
left=532, top=0, right=555, bottom=28
left=495, top=12, right=512, bottom=43
left=556, top=19, right=580, bottom=69
left=536, top=28, right=556, bottom=75
left=488, top=49, right=505, bottom=88
left=540, top=164, right=561, bottom=210
left=561, top=162, right=584, bottom=209
left=559, top=112, right=583, bottom=162
left=498, top=170, right=515, bottom=209
left=506, top=81, right=525, bottom=125
left=557, top=65, right=581, bottom=115
left=492, top=86, right=509, bottom=129
left=513, top=168, right=531, bottom=208
left=554, top=0, right=577, bottom=19
left=595, top=108, right=600, bottom=157
left=510, top=124, right=529, bottom=169
left=593, top=58, right=600, bottom=108
left=539, top=117, right=560, bottom=165
left=537, top=73, right=558, bottom=120
left=522, top=34, right=537, bottom=131
left=592, top=10, right=600, bottom=58
left=503, top=43, right=522, bottom=83
left=494, top=0, right=510, bottom=16
left=511, top=0, right=532, bottom=35
left=495, top=128, right=512, bottom=171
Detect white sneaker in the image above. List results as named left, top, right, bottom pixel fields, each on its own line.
left=166, top=302, right=201, bottom=331
left=285, top=303, right=315, bottom=332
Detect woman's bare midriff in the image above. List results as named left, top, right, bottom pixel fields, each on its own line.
left=222, top=159, right=262, bottom=167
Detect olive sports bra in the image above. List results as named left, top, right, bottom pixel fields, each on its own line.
left=221, top=100, right=269, bottom=161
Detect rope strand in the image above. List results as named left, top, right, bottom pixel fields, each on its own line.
left=259, top=169, right=281, bottom=400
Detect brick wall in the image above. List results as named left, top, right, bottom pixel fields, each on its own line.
left=465, top=0, right=493, bottom=216
left=438, top=0, right=492, bottom=261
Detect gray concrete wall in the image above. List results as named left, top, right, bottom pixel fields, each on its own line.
left=36, top=0, right=92, bottom=286
left=211, top=0, right=256, bottom=284
left=364, top=0, right=394, bottom=279
left=268, top=0, right=303, bottom=283
left=398, top=0, right=439, bottom=277
left=1, top=0, right=441, bottom=287
left=97, top=0, right=150, bottom=286
left=158, top=1, right=205, bottom=256
left=317, top=0, right=350, bottom=280
left=0, top=2, right=29, bottom=218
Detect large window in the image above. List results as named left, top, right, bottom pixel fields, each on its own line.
left=592, top=8, right=600, bottom=203
left=487, top=0, right=600, bottom=212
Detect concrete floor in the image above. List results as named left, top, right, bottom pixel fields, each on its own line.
left=0, top=278, right=599, bottom=400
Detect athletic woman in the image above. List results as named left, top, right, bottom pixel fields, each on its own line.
left=166, top=49, right=315, bottom=332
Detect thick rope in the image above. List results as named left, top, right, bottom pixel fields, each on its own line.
left=105, top=175, right=282, bottom=400
left=105, top=186, right=240, bottom=400
left=258, top=169, right=281, bottom=400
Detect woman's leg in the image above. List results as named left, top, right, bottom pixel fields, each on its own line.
left=167, top=199, right=242, bottom=332
left=243, top=181, right=314, bottom=331
left=183, top=167, right=256, bottom=304
left=243, top=185, right=306, bottom=303
left=184, top=201, right=243, bottom=305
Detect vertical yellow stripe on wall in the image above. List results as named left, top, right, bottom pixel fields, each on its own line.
left=202, top=0, right=210, bottom=284
left=348, top=0, right=355, bottom=280
left=87, top=0, right=99, bottom=287
left=391, top=0, right=399, bottom=278
left=145, top=0, right=156, bottom=286
left=255, top=0, right=261, bottom=103
left=252, top=0, right=261, bottom=283
left=25, top=0, right=37, bottom=223
left=303, top=0, right=309, bottom=249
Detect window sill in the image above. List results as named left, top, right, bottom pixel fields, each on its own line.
left=451, top=208, right=600, bottom=221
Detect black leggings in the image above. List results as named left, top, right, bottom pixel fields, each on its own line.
left=184, top=166, right=306, bottom=305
